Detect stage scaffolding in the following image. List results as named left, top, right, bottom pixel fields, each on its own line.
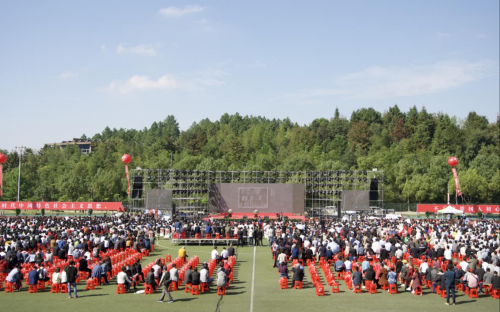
left=128, top=169, right=384, bottom=218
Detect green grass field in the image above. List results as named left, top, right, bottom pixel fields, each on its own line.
left=2, top=238, right=498, bottom=312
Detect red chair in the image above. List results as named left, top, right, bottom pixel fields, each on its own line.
left=168, top=282, right=178, bottom=291
left=191, top=285, right=200, bottom=295
left=294, top=281, right=303, bottom=289
left=144, top=284, right=154, bottom=294
left=86, top=279, right=95, bottom=290
left=217, top=286, right=226, bottom=296
left=279, top=277, right=288, bottom=290
left=195, top=233, right=201, bottom=239
left=381, top=284, right=389, bottom=291
left=200, top=282, right=209, bottom=292
left=492, top=289, right=500, bottom=299
left=414, top=286, right=422, bottom=296
left=184, top=283, right=192, bottom=293
left=37, top=281, right=46, bottom=291
left=331, top=283, right=340, bottom=293
left=5, top=281, right=14, bottom=293
left=116, top=284, right=126, bottom=294
left=368, top=283, right=377, bottom=294
left=483, top=285, right=491, bottom=296
left=389, top=284, right=397, bottom=294
left=336, top=272, right=344, bottom=280
left=469, top=288, right=478, bottom=299
left=50, top=283, right=60, bottom=293
left=165, top=255, right=171, bottom=262
left=315, top=284, right=325, bottom=296
left=354, top=284, right=362, bottom=294
left=60, top=283, right=68, bottom=293
left=28, top=284, right=38, bottom=293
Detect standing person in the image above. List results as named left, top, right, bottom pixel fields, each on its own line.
left=64, top=260, right=79, bottom=298
left=444, top=265, right=457, bottom=305
left=237, top=227, right=244, bottom=247
left=158, top=267, right=174, bottom=303
left=227, top=244, right=235, bottom=258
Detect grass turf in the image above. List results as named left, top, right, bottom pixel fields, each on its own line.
left=1, top=238, right=498, bottom=312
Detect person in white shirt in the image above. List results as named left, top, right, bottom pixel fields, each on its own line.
left=52, top=267, right=62, bottom=285
left=61, top=269, right=67, bottom=284
left=211, top=246, right=220, bottom=262
left=169, top=264, right=179, bottom=284
left=459, top=259, right=469, bottom=272
left=444, top=246, right=453, bottom=261
left=220, top=247, right=229, bottom=260
left=117, top=267, right=132, bottom=291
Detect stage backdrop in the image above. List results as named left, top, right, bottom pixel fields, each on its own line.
left=209, top=183, right=305, bottom=214
left=145, top=189, right=172, bottom=211
left=342, top=190, right=370, bottom=211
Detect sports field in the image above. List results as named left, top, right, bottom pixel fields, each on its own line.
left=2, top=238, right=498, bottom=312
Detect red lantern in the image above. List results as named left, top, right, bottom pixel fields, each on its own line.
left=447, top=156, right=458, bottom=167
left=0, top=153, right=7, bottom=164
left=121, top=154, right=132, bottom=164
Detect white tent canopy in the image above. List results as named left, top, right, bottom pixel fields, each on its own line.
left=437, top=205, right=463, bottom=214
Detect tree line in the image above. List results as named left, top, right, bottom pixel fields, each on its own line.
left=1, top=106, right=498, bottom=204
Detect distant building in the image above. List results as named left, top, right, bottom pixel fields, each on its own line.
left=44, top=138, right=97, bottom=154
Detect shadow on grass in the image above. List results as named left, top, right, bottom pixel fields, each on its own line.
left=226, top=291, right=246, bottom=295
left=79, top=294, right=109, bottom=297
left=174, top=298, right=197, bottom=302
left=455, top=299, right=477, bottom=305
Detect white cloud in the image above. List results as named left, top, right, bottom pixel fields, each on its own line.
left=106, top=75, right=178, bottom=94
left=100, top=44, right=107, bottom=51
left=58, top=67, right=88, bottom=79
left=104, top=71, right=226, bottom=94
left=116, top=44, right=157, bottom=56
left=159, top=5, right=204, bottom=17
left=437, top=32, right=451, bottom=38
left=279, top=60, right=497, bottom=100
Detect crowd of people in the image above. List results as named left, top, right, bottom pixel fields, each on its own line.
left=0, top=212, right=499, bottom=304
left=266, top=215, right=500, bottom=304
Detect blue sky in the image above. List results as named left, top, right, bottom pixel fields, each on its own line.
left=1, top=0, right=498, bottom=151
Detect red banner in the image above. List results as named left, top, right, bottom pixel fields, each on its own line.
left=0, top=202, right=123, bottom=211
left=451, top=167, right=462, bottom=196
left=125, top=165, right=130, bottom=196
left=0, top=164, right=3, bottom=197
left=417, top=204, right=500, bottom=214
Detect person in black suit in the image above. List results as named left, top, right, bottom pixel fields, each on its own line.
left=291, top=263, right=304, bottom=284
left=237, top=228, right=244, bottom=247
left=191, top=268, right=201, bottom=286
left=79, top=256, right=91, bottom=278
left=228, top=244, right=235, bottom=257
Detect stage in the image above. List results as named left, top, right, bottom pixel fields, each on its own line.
left=204, top=212, right=306, bottom=221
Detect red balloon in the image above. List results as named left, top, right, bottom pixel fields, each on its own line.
left=121, top=154, right=132, bottom=164
left=0, top=153, right=7, bottom=164
left=448, top=156, right=458, bottom=167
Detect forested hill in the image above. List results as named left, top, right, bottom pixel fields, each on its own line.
left=1, top=106, right=499, bottom=204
